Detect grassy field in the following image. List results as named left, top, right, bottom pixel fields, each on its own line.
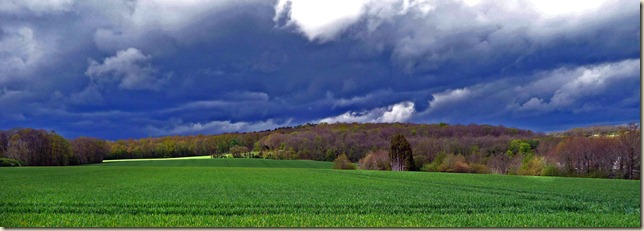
left=0, top=158, right=640, bottom=227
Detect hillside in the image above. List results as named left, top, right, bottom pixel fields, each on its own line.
left=107, top=122, right=539, bottom=162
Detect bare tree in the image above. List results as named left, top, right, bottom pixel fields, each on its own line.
left=618, top=123, right=640, bottom=179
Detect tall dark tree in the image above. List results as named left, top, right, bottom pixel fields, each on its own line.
left=390, top=134, right=414, bottom=171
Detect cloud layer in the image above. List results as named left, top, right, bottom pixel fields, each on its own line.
left=0, top=0, right=638, bottom=139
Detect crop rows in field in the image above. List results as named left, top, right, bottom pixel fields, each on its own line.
left=0, top=162, right=640, bottom=227
left=0, top=198, right=606, bottom=217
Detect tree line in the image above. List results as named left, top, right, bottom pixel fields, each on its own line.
left=537, top=123, right=640, bottom=179
left=0, top=128, right=109, bottom=166
left=352, top=123, right=639, bottom=180
left=0, top=122, right=639, bottom=179
left=103, top=123, right=537, bottom=162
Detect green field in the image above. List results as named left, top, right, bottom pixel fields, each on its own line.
left=0, top=158, right=640, bottom=227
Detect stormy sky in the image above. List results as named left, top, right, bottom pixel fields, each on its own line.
left=0, top=0, right=640, bottom=140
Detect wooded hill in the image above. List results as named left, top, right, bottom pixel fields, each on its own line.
left=108, top=123, right=537, bottom=162
left=0, top=122, right=639, bottom=179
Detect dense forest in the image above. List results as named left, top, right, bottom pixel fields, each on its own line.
left=0, top=122, right=639, bottom=179
left=0, top=128, right=108, bottom=166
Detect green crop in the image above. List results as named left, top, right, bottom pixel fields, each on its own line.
left=0, top=158, right=639, bottom=227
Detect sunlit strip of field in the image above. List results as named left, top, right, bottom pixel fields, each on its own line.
left=102, top=155, right=213, bottom=162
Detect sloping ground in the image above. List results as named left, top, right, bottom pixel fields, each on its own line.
left=98, top=157, right=332, bottom=169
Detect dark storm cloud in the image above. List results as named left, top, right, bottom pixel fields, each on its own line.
left=0, top=0, right=639, bottom=139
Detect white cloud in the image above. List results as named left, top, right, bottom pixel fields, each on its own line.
left=274, top=0, right=631, bottom=74
left=461, top=0, right=482, bottom=7
left=381, top=101, right=416, bottom=122
left=85, top=48, right=167, bottom=90
left=321, top=111, right=373, bottom=124
left=91, top=0, right=259, bottom=52
left=428, top=88, right=471, bottom=111
left=147, top=119, right=291, bottom=136
left=320, top=101, right=415, bottom=123
left=273, top=0, right=441, bottom=42
left=517, top=97, right=546, bottom=111
left=517, top=59, right=640, bottom=112
left=414, top=58, right=640, bottom=121
left=0, top=0, right=74, bottom=16
left=528, top=0, right=605, bottom=17
left=379, top=0, right=607, bottom=72
left=0, top=27, right=43, bottom=80
left=274, top=0, right=371, bottom=41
